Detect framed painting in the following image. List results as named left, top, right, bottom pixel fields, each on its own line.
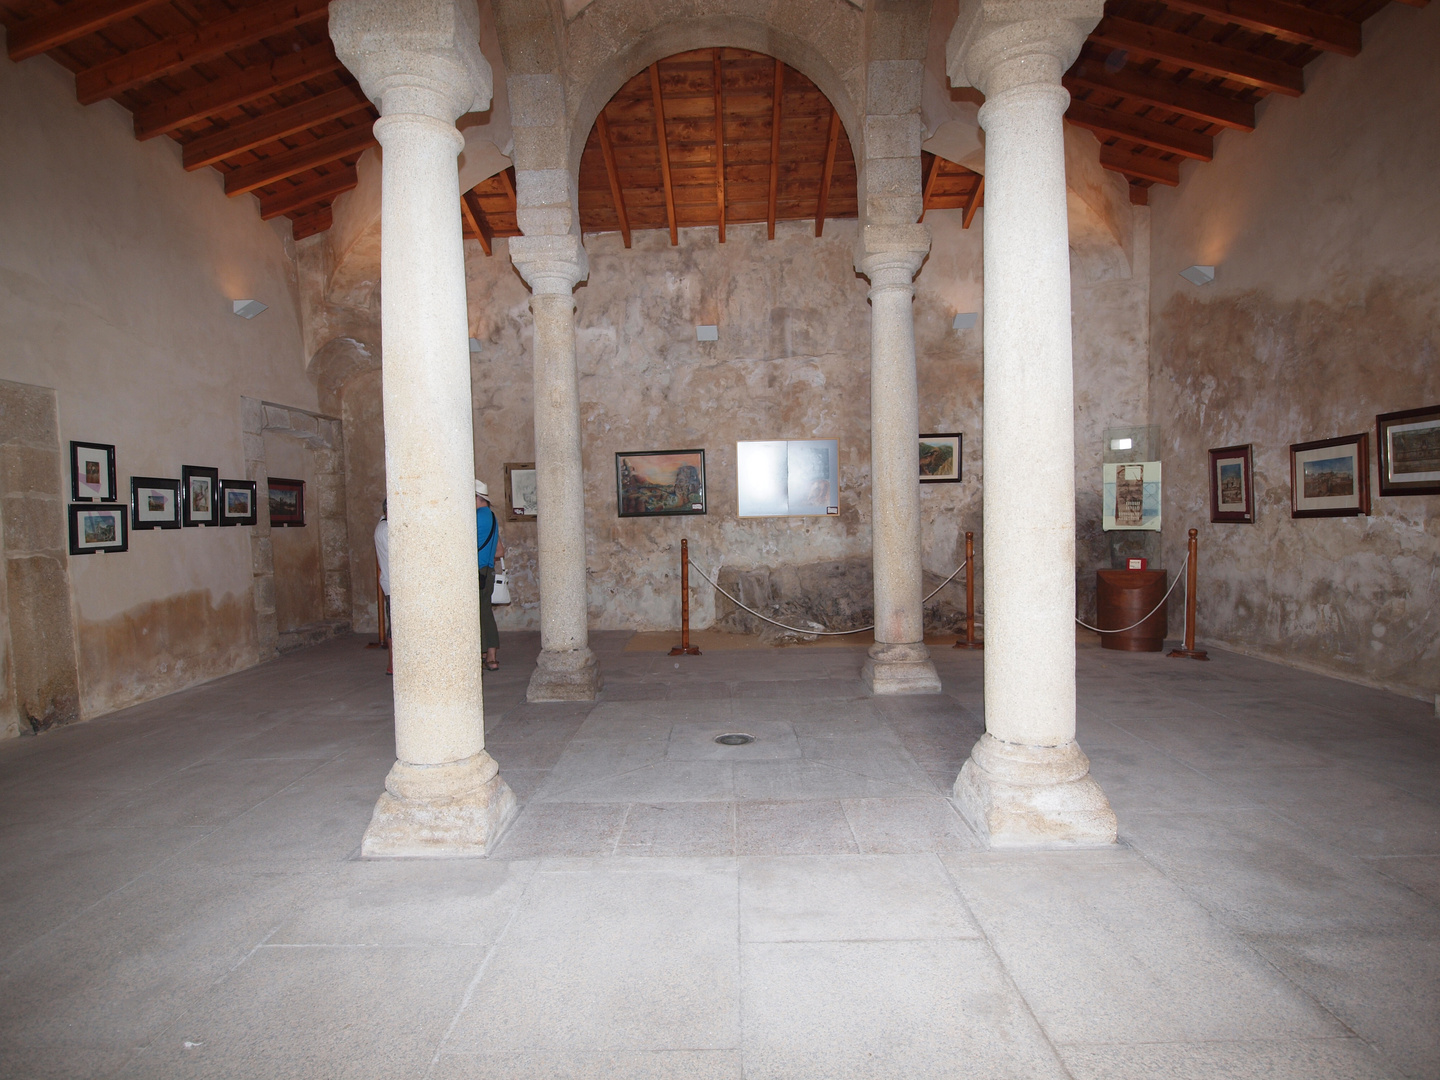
left=1208, top=444, right=1254, bottom=523
left=70, top=441, right=117, bottom=502
left=1101, top=461, right=1162, bottom=531
left=504, top=462, right=538, bottom=522
left=616, top=450, right=706, bottom=517
left=1376, top=404, right=1440, bottom=496
left=130, top=476, right=181, bottom=530
left=218, top=478, right=258, bottom=526
left=1290, top=433, right=1370, bottom=518
left=181, top=465, right=220, bottom=527
left=736, top=439, right=840, bottom=517
left=68, top=503, right=128, bottom=555
left=268, top=477, right=306, bottom=527
left=919, top=433, right=962, bottom=483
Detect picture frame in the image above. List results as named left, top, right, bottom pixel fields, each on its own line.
left=1208, top=444, right=1254, bottom=524
left=1101, top=461, right=1162, bottom=531
left=69, top=441, right=117, bottom=502
left=1376, top=404, right=1440, bottom=497
left=616, top=450, right=706, bottom=518
left=268, top=477, right=306, bottom=527
left=181, top=465, right=220, bottom=527
left=129, top=476, right=182, bottom=531
left=503, top=461, right=538, bottom=522
left=1290, top=433, right=1370, bottom=518
left=68, top=503, right=128, bottom=555
left=218, top=479, right=258, bottom=526
left=736, top=439, right=841, bottom=518
left=919, top=433, right=962, bottom=484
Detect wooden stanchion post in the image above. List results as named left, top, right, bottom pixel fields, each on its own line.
left=669, top=538, right=701, bottom=656
left=1167, top=528, right=1209, bottom=661
left=954, top=531, right=983, bottom=650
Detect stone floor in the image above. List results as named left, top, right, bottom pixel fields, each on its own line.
left=1, top=631, right=1437, bottom=1080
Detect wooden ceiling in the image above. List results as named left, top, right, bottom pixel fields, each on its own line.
left=0, top=0, right=1420, bottom=243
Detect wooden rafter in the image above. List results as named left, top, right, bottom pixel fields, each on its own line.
left=498, top=166, right=516, bottom=207
left=133, top=40, right=342, bottom=140
left=917, top=151, right=942, bottom=224
left=1066, top=101, right=1214, bottom=161
left=1156, top=0, right=1361, bottom=56
left=962, top=175, right=984, bottom=229
left=460, top=190, right=492, bottom=256
left=75, top=0, right=331, bottom=106
left=649, top=63, right=679, bottom=246
left=1090, top=16, right=1305, bottom=96
left=713, top=48, right=726, bottom=243
left=1099, top=146, right=1181, bottom=186
left=223, top=123, right=375, bottom=196
left=182, top=87, right=372, bottom=171
left=257, top=165, right=357, bottom=219
left=6, top=0, right=168, bottom=61
left=766, top=57, right=784, bottom=240
left=815, top=107, right=841, bottom=236
left=1064, top=59, right=1256, bottom=132
left=290, top=205, right=333, bottom=241
left=595, top=110, right=632, bottom=248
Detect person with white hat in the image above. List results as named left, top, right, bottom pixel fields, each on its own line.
left=475, top=479, right=505, bottom=670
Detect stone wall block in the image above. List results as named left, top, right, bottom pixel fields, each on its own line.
left=320, top=525, right=349, bottom=570
left=490, top=1, right=559, bottom=74
left=0, top=380, right=60, bottom=445
left=509, top=74, right=564, bottom=127
left=253, top=574, right=276, bottom=614
left=865, top=0, right=931, bottom=61
left=0, top=444, right=61, bottom=497
left=512, top=126, right=570, bottom=175
left=263, top=405, right=291, bottom=431
left=862, top=114, right=924, bottom=161
left=862, top=155, right=924, bottom=199
left=255, top=609, right=280, bottom=660
left=251, top=536, right=274, bottom=576
left=288, top=412, right=319, bottom=437
left=5, top=553, right=80, bottom=731
left=323, top=574, right=350, bottom=619
left=3, top=496, right=64, bottom=553
left=241, top=396, right=265, bottom=434
left=867, top=191, right=926, bottom=226
left=242, top=432, right=266, bottom=463
left=312, top=449, right=340, bottom=476
left=866, top=59, right=923, bottom=116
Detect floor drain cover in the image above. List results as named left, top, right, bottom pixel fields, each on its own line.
left=714, top=733, right=755, bottom=746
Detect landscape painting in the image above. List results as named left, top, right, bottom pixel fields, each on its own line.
left=268, top=477, right=306, bottom=527
left=1208, top=444, right=1254, bottom=523
left=130, top=476, right=182, bottom=530
left=1291, top=433, right=1369, bottom=517
left=919, top=433, right=962, bottom=483
left=68, top=502, right=128, bottom=555
left=616, top=450, right=706, bottom=517
left=1377, top=405, right=1440, bottom=496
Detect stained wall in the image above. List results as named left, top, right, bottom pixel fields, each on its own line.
left=1148, top=0, right=1440, bottom=699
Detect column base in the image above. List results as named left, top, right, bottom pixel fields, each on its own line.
left=952, top=733, right=1117, bottom=848
left=862, top=641, right=942, bottom=695
left=361, top=753, right=517, bottom=858
left=526, top=646, right=603, bottom=702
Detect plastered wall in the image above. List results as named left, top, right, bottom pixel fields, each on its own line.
left=1148, top=0, right=1440, bottom=699
left=0, top=46, right=318, bottom=725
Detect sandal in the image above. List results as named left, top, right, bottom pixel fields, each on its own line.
left=484, top=659, right=500, bottom=671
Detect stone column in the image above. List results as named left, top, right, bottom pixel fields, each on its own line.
left=946, top=0, right=1117, bottom=846
left=510, top=234, right=602, bottom=702
left=857, top=227, right=941, bottom=695
left=331, top=0, right=515, bottom=856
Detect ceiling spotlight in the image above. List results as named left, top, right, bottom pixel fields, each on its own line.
left=952, top=312, right=978, bottom=330
left=1179, top=265, right=1215, bottom=286
left=232, top=299, right=267, bottom=319
left=696, top=325, right=718, bottom=342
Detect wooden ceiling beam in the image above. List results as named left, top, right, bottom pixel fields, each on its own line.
left=815, top=106, right=840, bottom=236
left=767, top=58, right=783, bottom=239
left=258, top=165, right=357, bottom=219
left=182, top=87, right=370, bottom=171
left=133, top=41, right=342, bottom=141
left=497, top=166, right=516, bottom=209
left=223, top=122, right=375, bottom=196
left=290, top=205, right=333, bottom=241
left=1099, top=146, right=1181, bottom=185
left=962, top=175, right=984, bottom=229
left=1155, top=0, right=1360, bottom=56
left=460, top=190, right=492, bottom=256
left=713, top=48, right=726, bottom=243
left=1066, top=100, right=1214, bottom=160
left=75, top=0, right=331, bottom=105
left=6, top=0, right=169, bottom=62
left=1064, top=58, right=1256, bottom=132
left=1090, top=16, right=1305, bottom=96
left=595, top=110, right=632, bottom=248
left=649, top=63, right=679, bottom=245
left=917, top=151, right=942, bottom=224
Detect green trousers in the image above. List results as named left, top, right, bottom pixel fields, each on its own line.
left=478, top=565, right=499, bottom=652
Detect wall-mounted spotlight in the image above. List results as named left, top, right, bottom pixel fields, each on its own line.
left=232, top=299, right=268, bottom=319
left=1110, top=437, right=1133, bottom=451
left=952, top=312, right=978, bottom=330
left=1179, top=265, right=1215, bottom=286
left=696, top=325, right=719, bottom=342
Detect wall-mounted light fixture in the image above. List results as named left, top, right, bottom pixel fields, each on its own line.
left=1179, top=265, right=1215, bottom=287
left=231, top=299, right=267, bottom=319
left=696, top=325, right=719, bottom=342
left=1110, top=437, right=1133, bottom=451
left=952, top=312, right=978, bottom=330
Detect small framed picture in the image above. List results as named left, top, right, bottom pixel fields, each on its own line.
left=268, top=477, right=306, bottom=527
left=504, top=461, right=538, bottom=522
left=616, top=450, right=706, bottom=517
left=1102, top=461, right=1162, bottom=531
left=218, top=479, right=258, bottom=526
left=919, top=433, right=962, bottom=483
left=181, top=465, right=220, bottom=527
left=1290, top=433, right=1370, bottom=518
left=70, top=441, right=117, bottom=502
left=1376, top=404, right=1440, bottom=497
left=130, top=476, right=181, bottom=530
left=1208, top=444, right=1254, bottom=523
left=68, top=503, right=128, bottom=555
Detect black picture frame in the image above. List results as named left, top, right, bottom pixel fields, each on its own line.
left=218, top=479, right=259, bottom=526
left=181, top=465, right=220, bottom=527
left=69, top=441, right=117, bottom=502
left=616, top=450, right=707, bottom=517
left=1376, top=404, right=1440, bottom=497
left=268, top=477, right=306, bottom=527
left=1290, top=433, right=1370, bottom=519
left=1208, top=444, right=1254, bottom=524
left=919, top=433, right=962, bottom=483
left=130, top=476, right=182, bottom=531
left=68, top=503, right=128, bottom=555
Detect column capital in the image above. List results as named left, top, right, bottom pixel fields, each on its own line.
left=330, top=0, right=491, bottom=124
left=855, top=223, right=930, bottom=288
left=510, top=234, right=589, bottom=295
left=946, top=0, right=1102, bottom=99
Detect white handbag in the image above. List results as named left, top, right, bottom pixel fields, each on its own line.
left=491, top=557, right=512, bottom=605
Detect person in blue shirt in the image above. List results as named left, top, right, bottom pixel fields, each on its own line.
left=476, top=479, right=505, bottom=670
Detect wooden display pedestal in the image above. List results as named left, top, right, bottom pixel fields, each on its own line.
left=1095, top=569, right=1168, bottom=652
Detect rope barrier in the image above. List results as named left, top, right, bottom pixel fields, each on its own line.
left=1075, top=550, right=1189, bottom=634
